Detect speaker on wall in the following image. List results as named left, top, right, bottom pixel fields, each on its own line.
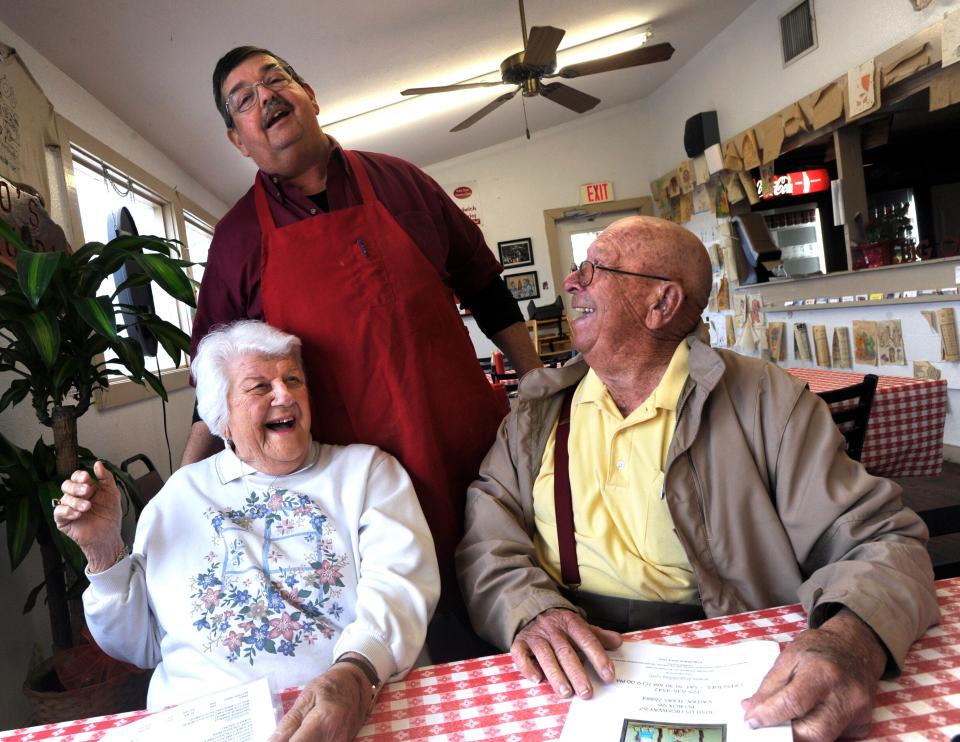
left=110, top=207, right=158, bottom=357
left=683, top=111, right=720, bottom=158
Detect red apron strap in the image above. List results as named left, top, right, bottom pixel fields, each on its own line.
left=554, top=387, right=580, bottom=587
left=343, top=149, right=377, bottom=205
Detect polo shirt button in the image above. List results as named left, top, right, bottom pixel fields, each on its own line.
left=616, top=460, right=625, bottom=470
left=271, top=176, right=278, bottom=183
left=309, top=208, right=317, bottom=215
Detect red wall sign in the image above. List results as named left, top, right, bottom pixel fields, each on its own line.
left=756, top=169, right=830, bottom=199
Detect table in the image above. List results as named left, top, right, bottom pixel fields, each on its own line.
left=786, top=367, right=948, bottom=477
left=4, top=579, right=959, bottom=741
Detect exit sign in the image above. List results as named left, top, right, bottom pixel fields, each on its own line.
left=580, top=181, right=614, bottom=204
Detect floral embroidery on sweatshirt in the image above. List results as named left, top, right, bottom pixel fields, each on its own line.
left=190, top=485, right=350, bottom=664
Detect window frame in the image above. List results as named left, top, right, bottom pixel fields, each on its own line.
left=56, top=116, right=218, bottom=409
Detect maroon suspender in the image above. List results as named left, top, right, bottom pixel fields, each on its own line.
left=554, top=388, right=580, bottom=587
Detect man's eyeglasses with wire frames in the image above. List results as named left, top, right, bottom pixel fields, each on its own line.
left=570, top=260, right=671, bottom=287
left=225, top=66, right=296, bottom=116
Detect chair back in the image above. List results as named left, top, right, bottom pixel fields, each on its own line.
left=916, top=506, right=960, bottom=580
left=816, top=373, right=878, bottom=462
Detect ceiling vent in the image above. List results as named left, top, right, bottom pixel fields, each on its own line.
left=780, top=0, right=818, bottom=66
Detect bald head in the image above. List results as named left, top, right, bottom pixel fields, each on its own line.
left=594, top=216, right=712, bottom=332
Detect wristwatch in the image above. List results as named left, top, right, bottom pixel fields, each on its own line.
left=335, top=655, right=381, bottom=698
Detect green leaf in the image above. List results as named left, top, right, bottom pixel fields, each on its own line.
left=72, top=295, right=119, bottom=339
left=16, top=250, right=63, bottom=309
left=0, top=378, right=31, bottom=413
left=0, top=218, right=29, bottom=255
left=141, top=317, right=190, bottom=367
left=22, top=580, right=45, bottom=614
left=111, top=337, right=145, bottom=378
left=140, top=368, right=169, bottom=402
left=5, top=496, right=39, bottom=570
left=50, top=356, right=79, bottom=396
left=132, top=253, right=196, bottom=307
left=21, top=310, right=60, bottom=367
left=66, top=241, right=104, bottom=267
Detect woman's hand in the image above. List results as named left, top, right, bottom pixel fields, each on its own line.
left=55, top=460, right=125, bottom=573
left=270, top=660, right=376, bottom=742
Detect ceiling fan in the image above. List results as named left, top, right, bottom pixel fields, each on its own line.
left=400, top=0, right=675, bottom=136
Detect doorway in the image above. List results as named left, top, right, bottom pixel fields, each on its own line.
left=543, top=196, right=653, bottom=317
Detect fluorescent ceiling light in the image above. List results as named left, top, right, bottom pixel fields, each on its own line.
left=324, top=23, right=654, bottom=143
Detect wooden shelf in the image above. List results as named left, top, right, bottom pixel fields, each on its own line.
left=527, top=315, right=572, bottom=359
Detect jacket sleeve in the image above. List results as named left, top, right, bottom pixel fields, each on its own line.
left=456, top=409, right=579, bottom=650
left=771, top=380, right=939, bottom=673
left=334, top=451, right=440, bottom=683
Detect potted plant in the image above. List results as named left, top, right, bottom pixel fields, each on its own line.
left=0, top=219, right=196, bottom=719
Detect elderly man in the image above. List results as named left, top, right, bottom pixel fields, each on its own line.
left=457, top=216, right=938, bottom=741
left=185, top=46, right=542, bottom=659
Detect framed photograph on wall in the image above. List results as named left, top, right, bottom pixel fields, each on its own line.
left=497, top=238, right=534, bottom=268
left=505, top=270, right=540, bottom=301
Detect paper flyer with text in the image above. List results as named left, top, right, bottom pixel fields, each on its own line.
left=561, top=640, right=790, bottom=741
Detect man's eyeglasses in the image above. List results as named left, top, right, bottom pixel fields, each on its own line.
left=570, top=260, right=671, bottom=287
left=225, top=67, right=296, bottom=116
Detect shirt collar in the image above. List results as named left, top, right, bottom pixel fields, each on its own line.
left=215, top=441, right=321, bottom=484
left=577, top=341, right=690, bottom=416
left=255, top=134, right=346, bottom=202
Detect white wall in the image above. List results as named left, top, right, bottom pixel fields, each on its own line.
left=0, top=19, right=227, bottom=730
left=425, top=100, right=654, bottom=357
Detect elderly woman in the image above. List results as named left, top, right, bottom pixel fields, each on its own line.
left=55, top=320, right=439, bottom=740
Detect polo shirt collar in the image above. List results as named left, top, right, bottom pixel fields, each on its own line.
left=255, top=134, right=347, bottom=203
left=215, top=441, right=321, bottom=484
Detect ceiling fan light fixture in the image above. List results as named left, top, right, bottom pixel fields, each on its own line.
left=556, top=25, right=653, bottom=69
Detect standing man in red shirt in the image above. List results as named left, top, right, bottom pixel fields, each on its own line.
left=184, top=46, right=542, bottom=661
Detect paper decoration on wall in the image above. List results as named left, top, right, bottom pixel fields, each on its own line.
left=793, top=322, right=812, bottom=361
left=733, top=293, right=748, bottom=328
left=722, top=140, right=743, bottom=171
left=756, top=114, right=785, bottom=164
left=666, top=170, right=681, bottom=198
left=706, top=242, right=722, bottom=271
left=738, top=129, right=761, bottom=170
left=813, top=325, right=830, bottom=366
left=739, top=323, right=757, bottom=353
left=804, top=79, right=845, bottom=130
left=853, top=320, right=879, bottom=365
left=748, top=295, right=764, bottom=328
left=758, top=164, right=776, bottom=198
left=833, top=327, right=853, bottom=368
left=707, top=281, right=718, bottom=313
left=692, top=184, right=712, bottom=213
left=0, top=174, right=71, bottom=266
left=704, top=143, right=724, bottom=174
left=882, top=42, right=930, bottom=87
left=921, top=309, right=938, bottom=332
left=782, top=102, right=808, bottom=138
left=943, top=9, right=960, bottom=68
left=938, top=307, right=959, bottom=361
left=716, top=276, right=730, bottom=311
left=721, top=171, right=746, bottom=204
left=650, top=177, right=671, bottom=213
left=715, top=183, right=730, bottom=218
left=877, top=319, right=906, bottom=365
left=930, top=64, right=960, bottom=111
left=738, top=170, right=760, bottom=205
left=725, top=315, right=736, bottom=347
left=679, top=191, right=693, bottom=223
left=678, top=160, right=695, bottom=194
left=693, top=154, right=711, bottom=185
left=758, top=323, right=771, bottom=361
left=847, top=59, right=879, bottom=119
left=913, top=360, right=942, bottom=380
left=768, top=322, right=785, bottom=361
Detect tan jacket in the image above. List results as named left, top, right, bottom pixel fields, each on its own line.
left=456, top=335, right=939, bottom=671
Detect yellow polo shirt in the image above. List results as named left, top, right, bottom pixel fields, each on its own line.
left=532, top=343, right=697, bottom=602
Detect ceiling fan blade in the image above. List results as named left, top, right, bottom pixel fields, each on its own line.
left=401, top=81, right=504, bottom=96
left=557, top=42, right=675, bottom=79
left=539, top=82, right=600, bottom=114
left=524, top=25, right=565, bottom=67
left=451, top=89, right=519, bottom=132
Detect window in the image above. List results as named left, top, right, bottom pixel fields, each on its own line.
left=70, top=145, right=186, bottom=376
left=183, top=210, right=213, bottom=292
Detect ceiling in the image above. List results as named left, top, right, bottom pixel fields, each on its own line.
left=2, top=0, right=755, bottom=208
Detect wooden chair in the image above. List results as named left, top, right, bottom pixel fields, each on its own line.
left=916, top=507, right=960, bottom=580
left=816, top=374, right=878, bottom=463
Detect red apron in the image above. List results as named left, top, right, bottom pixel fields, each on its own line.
left=254, top=150, right=506, bottom=609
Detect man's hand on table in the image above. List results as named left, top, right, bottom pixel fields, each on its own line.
left=270, top=660, right=375, bottom=742
left=741, top=608, right=887, bottom=741
left=510, top=608, right=622, bottom=699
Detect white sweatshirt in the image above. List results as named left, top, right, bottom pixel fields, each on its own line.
left=84, top=442, right=440, bottom=709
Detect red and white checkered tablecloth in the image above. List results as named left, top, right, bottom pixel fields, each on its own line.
left=5, top=579, right=960, bottom=741
left=786, top=368, right=948, bottom=477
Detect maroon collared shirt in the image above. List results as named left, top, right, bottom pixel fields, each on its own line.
left=190, top=139, right=516, bottom=356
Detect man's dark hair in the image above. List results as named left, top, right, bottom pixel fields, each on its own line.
left=213, top=46, right=306, bottom=129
